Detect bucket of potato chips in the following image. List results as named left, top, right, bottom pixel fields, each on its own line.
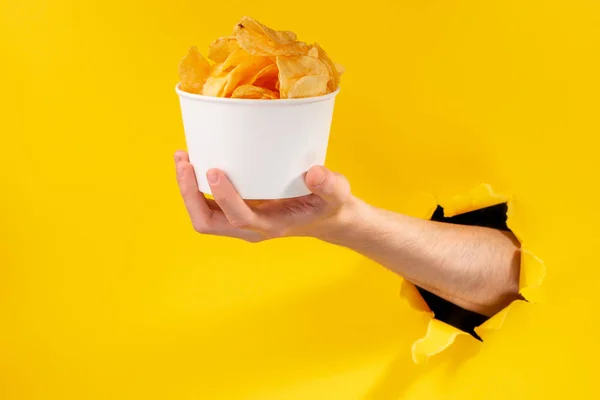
left=176, top=16, right=343, bottom=199
left=176, top=86, right=339, bottom=199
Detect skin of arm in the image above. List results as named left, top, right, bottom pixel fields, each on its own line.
left=174, top=150, right=521, bottom=317
left=321, top=201, right=521, bottom=317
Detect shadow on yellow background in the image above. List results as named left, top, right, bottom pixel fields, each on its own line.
left=1, top=0, right=599, bottom=399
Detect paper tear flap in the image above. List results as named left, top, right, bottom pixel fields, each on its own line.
left=439, top=183, right=510, bottom=218
left=402, top=184, right=545, bottom=363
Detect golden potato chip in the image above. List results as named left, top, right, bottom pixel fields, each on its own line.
left=288, top=75, right=330, bottom=98
left=275, top=56, right=329, bottom=82
left=237, top=16, right=295, bottom=45
left=221, top=57, right=273, bottom=97
left=234, top=16, right=308, bottom=57
left=178, top=46, right=211, bottom=94
left=279, top=31, right=297, bottom=42
left=209, top=63, right=225, bottom=78
left=207, top=36, right=240, bottom=63
left=335, top=63, right=345, bottom=75
left=276, top=55, right=329, bottom=98
left=313, top=43, right=340, bottom=92
left=179, top=17, right=344, bottom=100
left=231, top=85, right=279, bottom=99
left=202, top=75, right=228, bottom=97
left=211, top=47, right=253, bottom=76
left=246, top=64, right=279, bottom=91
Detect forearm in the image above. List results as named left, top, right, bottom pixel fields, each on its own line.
left=326, top=199, right=521, bottom=317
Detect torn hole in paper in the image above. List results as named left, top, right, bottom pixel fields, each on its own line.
left=402, top=184, right=546, bottom=364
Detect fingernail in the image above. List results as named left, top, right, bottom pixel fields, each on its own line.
left=206, top=170, right=219, bottom=184
left=174, top=153, right=182, bottom=163
left=313, top=167, right=327, bottom=187
left=176, top=163, right=184, bottom=179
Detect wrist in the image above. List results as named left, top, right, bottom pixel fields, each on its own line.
left=316, top=196, right=379, bottom=248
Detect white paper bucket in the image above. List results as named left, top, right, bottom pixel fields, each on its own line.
left=176, top=84, right=339, bottom=199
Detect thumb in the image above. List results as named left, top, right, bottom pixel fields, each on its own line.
left=305, top=166, right=351, bottom=207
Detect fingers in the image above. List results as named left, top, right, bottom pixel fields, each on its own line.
left=174, top=151, right=266, bottom=242
left=206, top=169, right=265, bottom=231
left=174, top=151, right=215, bottom=232
left=305, top=166, right=351, bottom=208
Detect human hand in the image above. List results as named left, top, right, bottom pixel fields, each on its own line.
left=174, top=150, right=360, bottom=243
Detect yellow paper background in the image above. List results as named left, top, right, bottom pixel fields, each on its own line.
left=1, top=0, right=599, bottom=398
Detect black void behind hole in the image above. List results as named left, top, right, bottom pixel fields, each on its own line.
left=417, top=203, right=510, bottom=341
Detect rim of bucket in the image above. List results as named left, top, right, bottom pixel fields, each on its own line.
left=175, top=83, right=340, bottom=105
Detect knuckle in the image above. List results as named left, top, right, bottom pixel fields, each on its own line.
left=178, top=183, right=190, bottom=196
left=339, top=178, right=352, bottom=200
left=229, top=218, right=250, bottom=229
left=192, top=220, right=210, bottom=234
left=212, top=192, right=230, bottom=204
left=323, top=179, right=336, bottom=196
left=306, top=195, right=325, bottom=208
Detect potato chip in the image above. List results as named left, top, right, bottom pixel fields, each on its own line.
left=279, top=31, right=297, bottom=42
left=202, top=75, right=228, bottom=97
left=236, top=16, right=295, bottom=45
left=245, top=64, right=279, bottom=91
left=207, top=36, right=240, bottom=63
left=209, top=63, right=225, bottom=78
left=276, top=55, right=329, bottom=98
left=313, top=43, right=340, bottom=92
left=178, top=46, right=211, bottom=94
left=234, top=16, right=308, bottom=57
left=179, top=16, right=344, bottom=99
left=275, top=56, right=329, bottom=83
left=221, top=57, right=273, bottom=97
left=231, top=85, right=279, bottom=99
left=335, top=63, right=345, bottom=75
left=211, top=47, right=253, bottom=76
left=288, top=75, right=330, bottom=98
